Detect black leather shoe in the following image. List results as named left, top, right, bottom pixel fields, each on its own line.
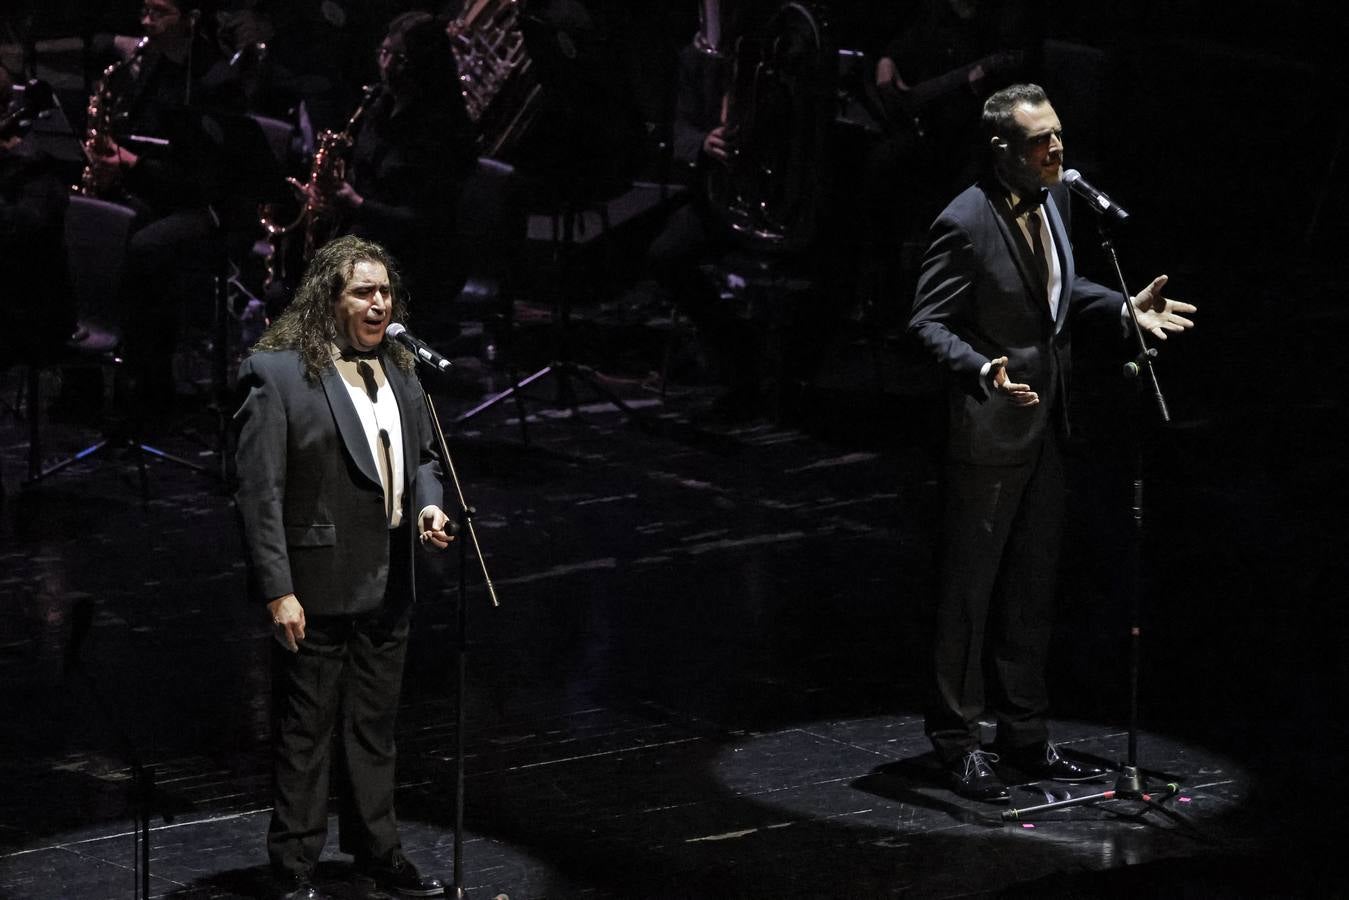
left=273, top=873, right=334, bottom=900
left=1005, top=742, right=1110, bottom=783
left=358, top=850, right=445, bottom=897
left=948, top=749, right=1010, bottom=803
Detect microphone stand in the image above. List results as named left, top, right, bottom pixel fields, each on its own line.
left=63, top=602, right=181, bottom=899
left=420, top=379, right=500, bottom=899
left=1000, top=215, right=1199, bottom=836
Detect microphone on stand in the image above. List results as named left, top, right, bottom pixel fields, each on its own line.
left=386, top=323, right=453, bottom=374
left=1063, top=169, right=1130, bottom=224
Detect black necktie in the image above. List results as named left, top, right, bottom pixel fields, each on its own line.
left=356, top=360, right=395, bottom=524
left=1026, top=210, right=1048, bottom=289
left=355, top=359, right=380, bottom=403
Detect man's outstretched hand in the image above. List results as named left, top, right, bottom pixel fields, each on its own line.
left=1131, top=275, right=1197, bottom=341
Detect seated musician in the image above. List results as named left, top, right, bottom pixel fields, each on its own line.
left=306, top=11, right=478, bottom=322
left=214, top=0, right=349, bottom=132
left=85, top=0, right=244, bottom=409
left=867, top=0, right=1037, bottom=242
left=645, top=23, right=763, bottom=422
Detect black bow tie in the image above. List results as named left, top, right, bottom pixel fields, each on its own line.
left=1011, top=188, right=1049, bottom=217
left=339, top=345, right=380, bottom=362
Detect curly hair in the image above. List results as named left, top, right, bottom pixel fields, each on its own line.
left=252, top=235, right=415, bottom=381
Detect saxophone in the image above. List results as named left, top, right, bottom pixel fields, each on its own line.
left=74, top=37, right=148, bottom=197
left=258, top=82, right=381, bottom=285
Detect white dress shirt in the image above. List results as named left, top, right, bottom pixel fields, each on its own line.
left=1008, top=190, right=1063, bottom=321
left=332, top=346, right=406, bottom=528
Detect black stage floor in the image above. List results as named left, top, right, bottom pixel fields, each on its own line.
left=1, top=242, right=1345, bottom=899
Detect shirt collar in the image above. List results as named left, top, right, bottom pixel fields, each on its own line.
left=1009, top=187, right=1049, bottom=217
left=997, top=175, right=1049, bottom=217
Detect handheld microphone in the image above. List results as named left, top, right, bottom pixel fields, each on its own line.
left=1062, top=169, right=1130, bottom=224
left=385, top=323, right=453, bottom=374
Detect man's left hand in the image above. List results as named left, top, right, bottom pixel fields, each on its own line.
left=1131, top=274, right=1197, bottom=341
left=419, top=506, right=455, bottom=551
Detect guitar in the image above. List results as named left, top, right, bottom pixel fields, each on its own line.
left=878, top=49, right=1024, bottom=139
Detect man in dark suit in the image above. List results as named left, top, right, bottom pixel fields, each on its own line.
left=234, top=235, right=454, bottom=899
left=908, top=84, right=1196, bottom=803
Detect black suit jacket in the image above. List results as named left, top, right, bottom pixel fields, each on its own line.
left=909, top=180, right=1123, bottom=464
left=233, top=349, right=444, bottom=615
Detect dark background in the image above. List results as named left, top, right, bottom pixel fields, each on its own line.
left=2, top=1, right=1347, bottom=896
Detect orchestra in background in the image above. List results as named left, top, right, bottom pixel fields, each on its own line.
left=2, top=0, right=1049, bottom=416
left=2, top=6, right=1204, bottom=893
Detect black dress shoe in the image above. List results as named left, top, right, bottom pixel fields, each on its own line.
left=357, top=849, right=445, bottom=897
left=1005, top=742, right=1110, bottom=783
left=948, top=749, right=1010, bottom=803
left=273, top=873, right=334, bottom=900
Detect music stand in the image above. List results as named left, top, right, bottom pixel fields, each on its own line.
left=454, top=1, right=651, bottom=440
left=62, top=598, right=185, bottom=900
left=158, top=105, right=289, bottom=481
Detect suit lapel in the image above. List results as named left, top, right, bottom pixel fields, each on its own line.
left=1044, top=193, right=1074, bottom=333
left=385, top=360, right=421, bottom=500
left=320, top=361, right=383, bottom=489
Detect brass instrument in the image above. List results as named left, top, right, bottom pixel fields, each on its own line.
left=258, top=82, right=381, bottom=286
left=707, top=3, right=835, bottom=253
left=74, top=37, right=148, bottom=197
left=446, top=0, right=541, bottom=157
left=693, top=0, right=731, bottom=59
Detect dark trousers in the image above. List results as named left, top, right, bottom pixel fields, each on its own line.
left=267, top=540, right=412, bottom=878
left=926, top=430, right=1066, bottom=764
left=121, top=207, right=219, bottom=400
left=647, top=198, right=759, bottom=390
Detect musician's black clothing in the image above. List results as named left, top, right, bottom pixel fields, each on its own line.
left=100, top=40, right=245, bottom=405
left=347, top=92, right=477, bottom=306
left=0, top=144, right=74, bottom=362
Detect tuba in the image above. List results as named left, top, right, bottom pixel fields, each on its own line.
left=258, top=82, right=381, bottom=284
left=446, top=0, right=541, bottom=157
left=74, top=37, right=148, bottom=197
left=707, top=3, right=835, bottom=253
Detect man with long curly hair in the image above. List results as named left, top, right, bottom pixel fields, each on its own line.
left=234, top=235, right=453, bottom=899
